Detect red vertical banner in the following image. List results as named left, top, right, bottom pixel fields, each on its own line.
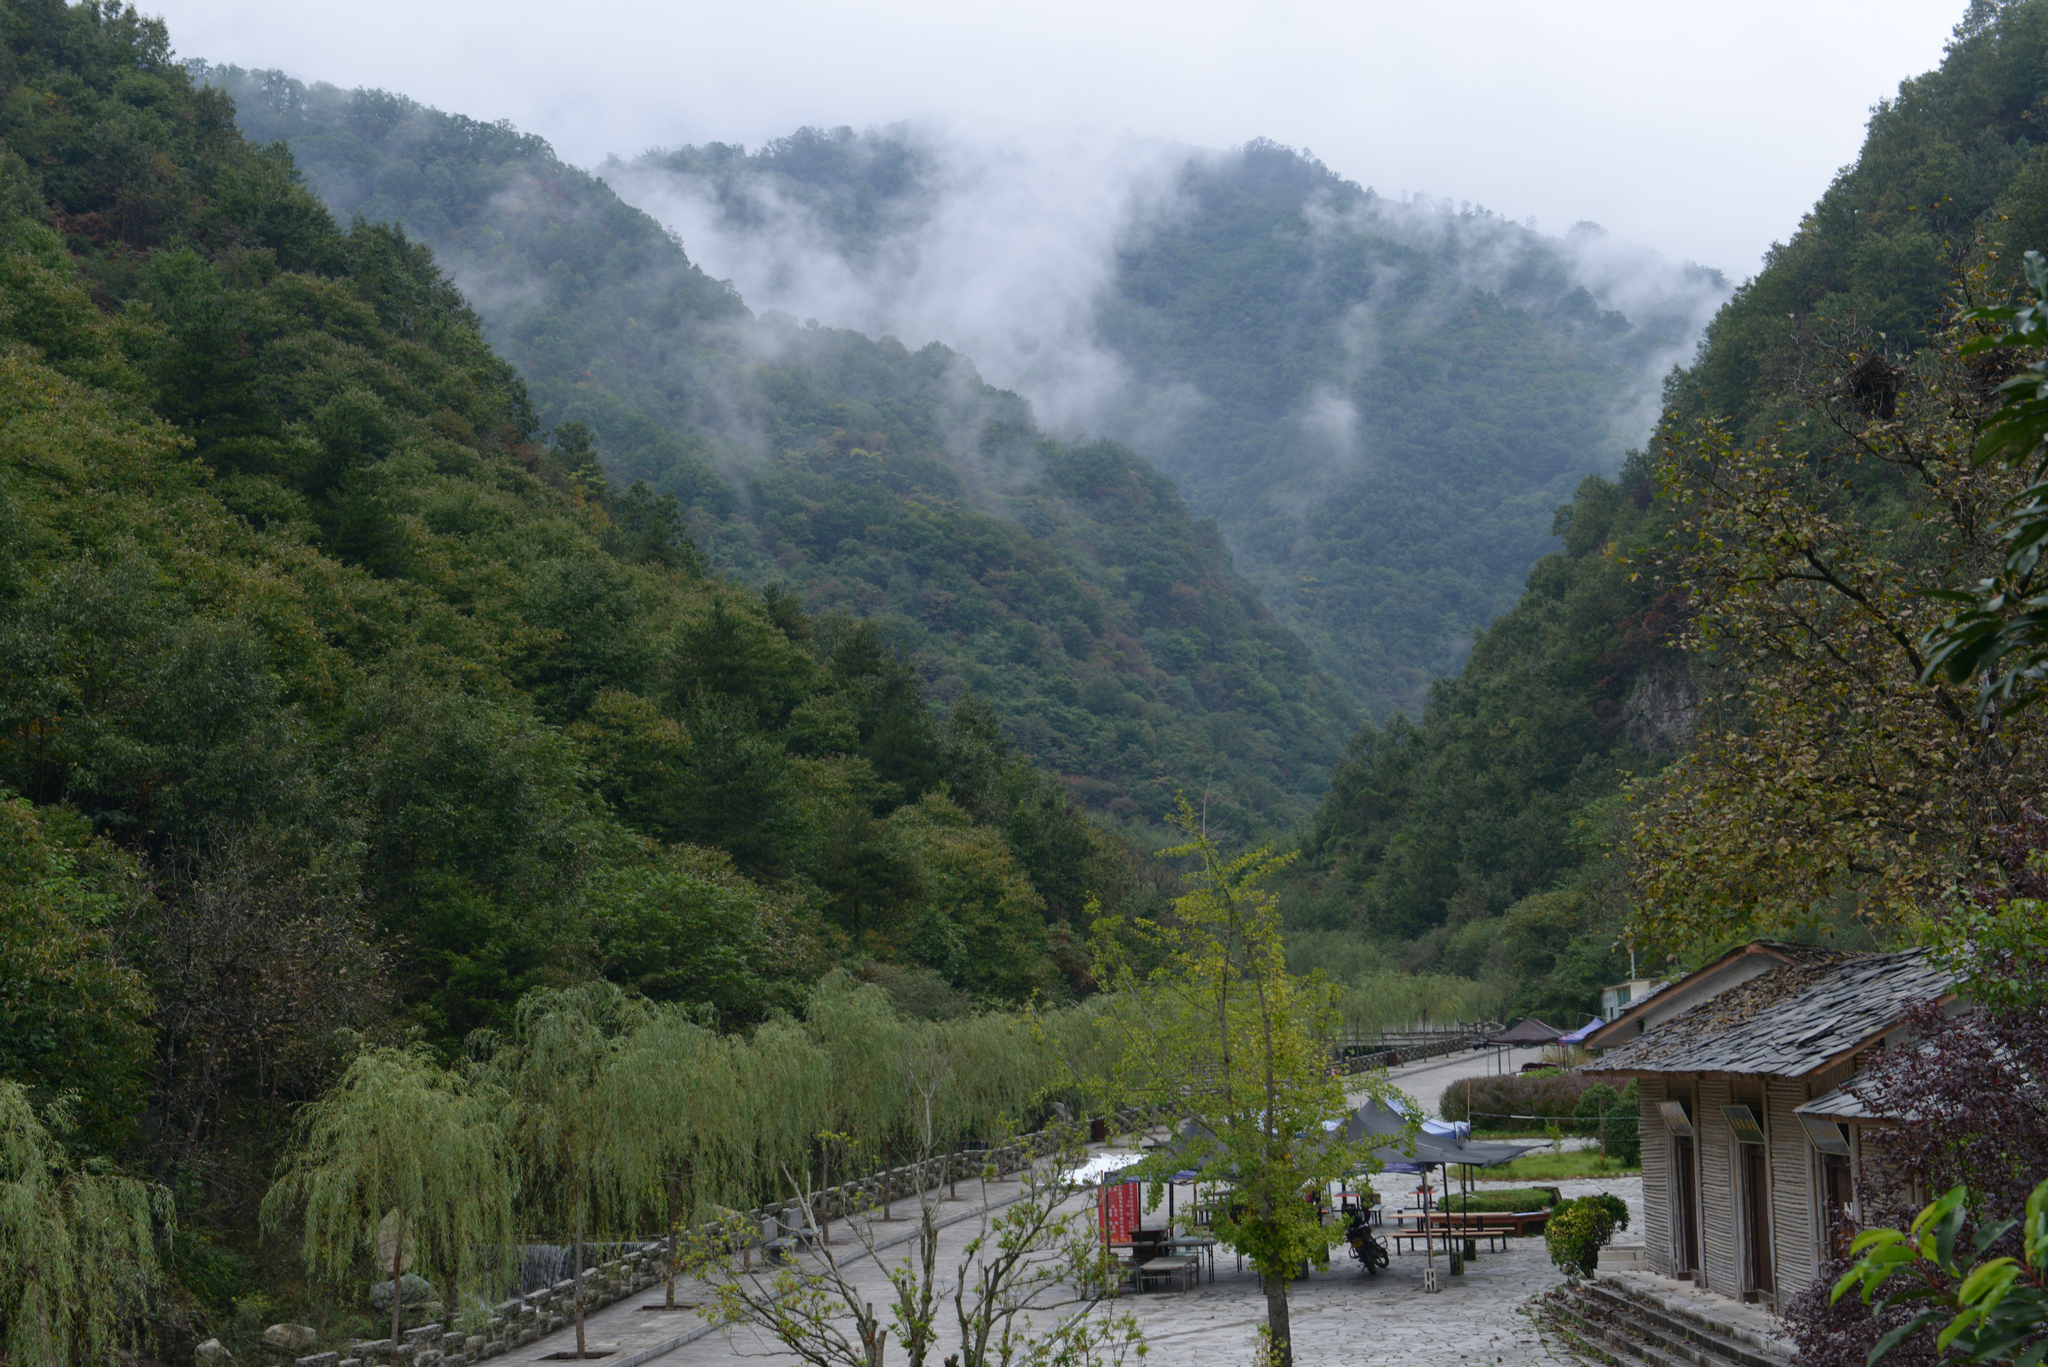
left=1098, top=1180, right=1141, bottom=1241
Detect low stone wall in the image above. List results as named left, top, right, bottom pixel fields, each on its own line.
left=293, top=1130, right=1074, bottom=1367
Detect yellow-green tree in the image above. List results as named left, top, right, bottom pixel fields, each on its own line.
left=261, top=1046, right=513, bottom=1353
left=1087, top=798, right=1389, bottom=1367
left=0, top=1084, right=171, bottom=1367
left=884, top=794, right=1054, bottom=1001
left=486, top=983, right=652, bottom=1360
left=609, top=1006, right=744, bottom=1306
left=1628, top=300, right=2048, bottom=955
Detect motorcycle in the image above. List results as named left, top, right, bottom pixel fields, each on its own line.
left=1344, top=1209, right=1390, bottom=1276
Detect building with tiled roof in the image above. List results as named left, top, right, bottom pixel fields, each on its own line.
left=1581, top=943, right=1957, bottom=1309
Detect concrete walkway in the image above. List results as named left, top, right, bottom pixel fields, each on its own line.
left=492, top=1169, right=1041, bottom=1365
left=512, top=1168, right=1639, bottom=1366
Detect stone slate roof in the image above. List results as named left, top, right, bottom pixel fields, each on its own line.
left=1795, top=1079, right=1879, bottom=1121
left=1592, top=949, right=1954, bottom=1078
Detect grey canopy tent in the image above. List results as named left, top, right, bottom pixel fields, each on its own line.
left=1340, top=1098, right=1543, bottom=1171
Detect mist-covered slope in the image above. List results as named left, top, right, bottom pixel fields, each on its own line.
left=614, top=131, right=1730, bottom=716
left=1282, top=0, right=2048, bottom=1018
left=201, top=67, right=1354, bottom=835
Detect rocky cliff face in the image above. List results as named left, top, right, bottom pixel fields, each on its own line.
left=1622, top=657, right=1696, bottom=756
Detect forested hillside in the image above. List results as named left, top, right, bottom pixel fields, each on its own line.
left=1287, top=0, right=2048, bottom=1022
left=617, top=132, right=1728, bottom=715
left=195, top=68, right=1356, bottom=836
left=0, top=1, right=1202, bottom=1322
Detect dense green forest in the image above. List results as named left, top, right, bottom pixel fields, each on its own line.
left=1284, top=0, right=2048, bottom=1021
left=0, top=3, right=1220, bottom=1333
left=15, top=0, right=2048, bottom=1352
left=194, top=67, right=1357, bottom=837
left=619, top=132, right=1728, bottom=717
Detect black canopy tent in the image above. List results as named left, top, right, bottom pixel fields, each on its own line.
left=1488, top=1018, right=1564, bottom=1046
left=1475, top=1016, right=1563, bottom=1077
left=1341, top=1098, right=1543, bottom=1169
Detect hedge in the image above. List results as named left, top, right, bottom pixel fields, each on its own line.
left=1437, top=1072, right=1596, bottom=1127
left=1442, top=1188, right=1558, bottom=1213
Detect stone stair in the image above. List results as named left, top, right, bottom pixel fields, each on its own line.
left=1542, top=1273, right=1793, bottom=1367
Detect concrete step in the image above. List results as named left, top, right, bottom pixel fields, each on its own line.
left=1587, top=1276, right=1792, bottom=1367
left=1543, top=1288, right=1672, bottom=1367
left=1555, top=1280, right=1776, bottom=1367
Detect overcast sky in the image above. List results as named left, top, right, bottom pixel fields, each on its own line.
left=156, top=0, right=1961, bottom=280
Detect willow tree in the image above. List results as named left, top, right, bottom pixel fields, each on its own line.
left=609, top=1007, right=744, bottom=1307
left=487, top=983, right=653, bottom=1359
left=803, top=973, right=906, bottom=1219
left=735, top=1016, right=830, bottom=1234
left=928, top=1013, right=1052, bottom=1196
left=1, top=1084, right=171, bottom=1367
left=1087, top=798, right=1390, bottom=1367
left=261, top=1046, right=513, bottom=1353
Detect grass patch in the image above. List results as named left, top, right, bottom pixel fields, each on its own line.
left=1442, top=1188, right=1559, bottom=1212
left=1472, top=1150, right=1640, bottom=1181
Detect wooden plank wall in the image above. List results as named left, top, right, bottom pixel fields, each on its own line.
left=1640, top=1075, right=1671, bottom=1275
left=1699, top=1075, right=1736, bottom=1294
left=1769, top=1076, right=1818, bottom=1296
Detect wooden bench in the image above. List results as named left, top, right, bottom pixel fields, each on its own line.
left=1389, top=1229, right=1511, bottom=1255
left=1428, top=1210, right=1551, bottom=1236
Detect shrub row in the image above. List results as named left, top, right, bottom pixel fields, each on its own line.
left=1438, top=1071, right=1596, bottom=1126
left=1442, top=1188, right=1558, bottom=1213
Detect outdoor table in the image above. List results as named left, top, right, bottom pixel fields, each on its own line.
left=1166, top=1234, right=1217, bottom=1283
left=1135, top=1255, right=1197, bottom=1293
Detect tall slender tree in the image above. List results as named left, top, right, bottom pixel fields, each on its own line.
left=1086, top=798, right=1395, bottom=1367
left=609, top=1006, right=745, bottom=1307
left=486, top=983, right=653, bottom=1359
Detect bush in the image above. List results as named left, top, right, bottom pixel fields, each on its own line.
left=1574, top=1079, right=1640, bottom=1165
left=1439, top=1071, right=1594, bottom=1127
left=1543, top=1194, right=1630, bottom=1277
left=1442, top=1188, right=1559, bottom=1212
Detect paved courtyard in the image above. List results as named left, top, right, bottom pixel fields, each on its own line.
left=507, top=1053, right=1630, bottom=1366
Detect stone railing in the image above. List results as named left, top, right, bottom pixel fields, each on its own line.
left=287, top=1129, right=1083, bottom=1366
left=1330, top=1022, right=1500, bottom=1077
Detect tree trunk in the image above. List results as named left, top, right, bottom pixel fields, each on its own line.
left=574, top=1214, right=587, bottom=1359
left=948, top=1140, right=958, bottom=1200
left=820, top=1143, right=832, bottom=1245
left=1261, top=1272, right=1293, bottom=1367
left=882, top=1136, right=892, bottom=1221
left=664, top=1171, right=680, bottom=1309
left=390, top=1232, right=404, bottom=1353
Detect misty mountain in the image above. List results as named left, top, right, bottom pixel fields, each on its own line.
left=200, top=66, right=1355, bottom=835
left=611, top=129, right=1730, bottom=716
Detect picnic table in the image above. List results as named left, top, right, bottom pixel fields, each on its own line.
left=1166, top=1234, right=1217, bottom=1283
left=1424, top=1209, right=1550, bottom=1236
left=1389, top=1208, right=1549, bottom=1236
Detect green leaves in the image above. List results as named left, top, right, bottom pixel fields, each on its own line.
left=0, top=1083, right=172, bottom=1367
left=1831, top=1180, right=2048, bottom=1366
left=260, top=1043, right=514, bottom=1340
left=1922, top=251, right=2048, bottom=717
